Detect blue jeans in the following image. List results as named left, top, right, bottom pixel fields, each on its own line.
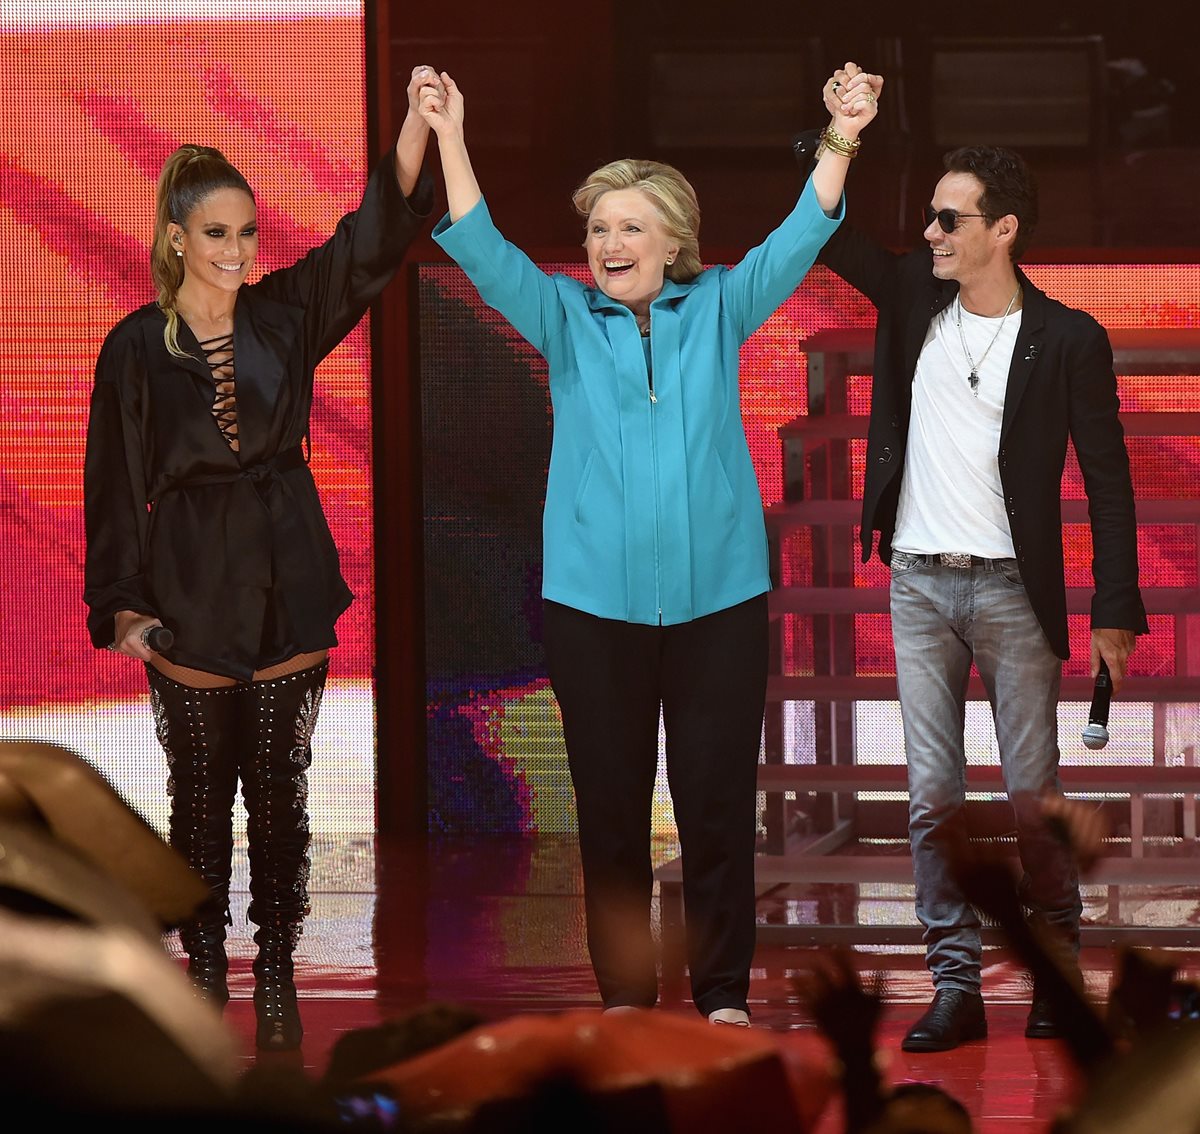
left=889, top=552, right=1082, bottom=993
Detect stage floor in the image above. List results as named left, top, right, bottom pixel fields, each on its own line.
left=199, top=835, right=1200, bottom=1134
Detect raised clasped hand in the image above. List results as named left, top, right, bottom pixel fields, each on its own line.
left=416, top=69, right=463, bottom=135
left=822, top=61, right=883, bottom=139
left=407, top=64, right=444, bottom=118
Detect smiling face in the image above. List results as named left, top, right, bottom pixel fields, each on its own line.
left=584, top=188, right=680, bottom=317
left=169, top=187, right=258, bottom=297
left=924, top=171, right=1012, bottom=289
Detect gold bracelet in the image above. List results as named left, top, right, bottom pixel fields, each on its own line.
left=819, top=125, right=861, bottom=159
left=818, top=134, right=858, bottom=159
left=821, top=129, right=860, bottom=155
left=824, top=124, right=861, bottom=151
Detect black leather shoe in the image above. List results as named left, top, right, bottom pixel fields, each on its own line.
left=902, top=988, right=987, bottom=1053
left=1025, top=996, right=1060, bottom=1038
left=1025, top=957, right=1084, bottom=1039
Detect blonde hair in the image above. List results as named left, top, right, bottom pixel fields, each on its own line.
left=152, top=145, right=254, bottom=358
left=571, top=159, right=701, bottom=283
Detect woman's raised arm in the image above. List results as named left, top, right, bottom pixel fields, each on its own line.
left=419, top=71, right=482, bottom=222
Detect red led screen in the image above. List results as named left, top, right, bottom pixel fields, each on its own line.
left=0, top=6, right=377, bottom=862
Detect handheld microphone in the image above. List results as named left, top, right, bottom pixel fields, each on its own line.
left=141, top=625, right=174, bottom=653
left=1081, top=659, right=1112, bottom=750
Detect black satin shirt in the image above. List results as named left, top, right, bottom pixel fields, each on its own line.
left=84, top=157, right=432, bottom=680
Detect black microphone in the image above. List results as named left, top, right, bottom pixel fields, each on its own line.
left=141, top=625, right=174, bottom=653
left=1082, top=659, right=1112, bottom=750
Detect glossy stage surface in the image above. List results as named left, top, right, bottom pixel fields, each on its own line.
left=196, top=836, right=1199, bottom=1133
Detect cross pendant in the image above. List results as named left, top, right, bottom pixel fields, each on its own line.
left=967, top=370, right=980, bottom=392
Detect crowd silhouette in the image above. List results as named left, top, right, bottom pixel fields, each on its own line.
left=5, top=740, right=1200, bottom=1133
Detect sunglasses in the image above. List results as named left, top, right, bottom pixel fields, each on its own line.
left=923, top=205, right=989, bottom=233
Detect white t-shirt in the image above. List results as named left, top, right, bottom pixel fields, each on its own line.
left=892, top=299, right=1024, bottom=558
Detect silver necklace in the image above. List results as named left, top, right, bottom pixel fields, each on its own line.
left=955, top=286, right=1020, bottom=395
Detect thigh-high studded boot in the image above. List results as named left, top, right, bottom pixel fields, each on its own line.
left=241, top=660, right=326, bottom=1051
left=146, top=667, right=243, bottom=1010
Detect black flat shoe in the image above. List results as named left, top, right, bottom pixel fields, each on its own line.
left=902, top=987, right=987, bottom=1053
left=1025, top=958, right=1083, bottom=1039
left=1025, top=996, right=1060, bottom=1039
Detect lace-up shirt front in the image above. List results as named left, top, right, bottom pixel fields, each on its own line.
left=198, top=331, right=239, bottom=450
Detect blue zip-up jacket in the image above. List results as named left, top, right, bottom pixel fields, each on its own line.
left=432, top=176, right=842, bottom=626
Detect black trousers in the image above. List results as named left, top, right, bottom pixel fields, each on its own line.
left=542, top=594, right=767, bottom=1016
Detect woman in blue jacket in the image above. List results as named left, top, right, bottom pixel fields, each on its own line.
left=420, top=67, right=880, bottom=1024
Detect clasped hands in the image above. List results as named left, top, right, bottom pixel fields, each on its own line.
left=822, top=61, right=884, bottom=142
left=406, top=64, right=461, bottom=135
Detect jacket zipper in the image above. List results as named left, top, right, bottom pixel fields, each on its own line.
left=639, top=312, right=660, bottom=614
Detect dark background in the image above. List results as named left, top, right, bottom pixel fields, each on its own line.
left=382, top=0, right=1198, bottom=255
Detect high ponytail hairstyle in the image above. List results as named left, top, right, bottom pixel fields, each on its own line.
left=152, top=145, right=254, bottom=357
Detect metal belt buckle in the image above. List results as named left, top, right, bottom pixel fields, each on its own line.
left=939, top=552, right=973, bottom=568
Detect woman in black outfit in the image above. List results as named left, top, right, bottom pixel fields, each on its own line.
left=83, top=67, right=438, bottom=1051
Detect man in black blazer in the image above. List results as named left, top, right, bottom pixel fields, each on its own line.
left=798, top=65, right=1147, bottom=1052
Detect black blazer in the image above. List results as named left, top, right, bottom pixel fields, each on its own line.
left=84, top=158, right=433, bottom=680
left=794, top=131, right=1146, bottom=659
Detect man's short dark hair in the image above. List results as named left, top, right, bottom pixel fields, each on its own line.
left=943, top=146, right=1039, bottom=262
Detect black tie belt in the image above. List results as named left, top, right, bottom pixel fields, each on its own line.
left=154, top=446, right=311, bottom=588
